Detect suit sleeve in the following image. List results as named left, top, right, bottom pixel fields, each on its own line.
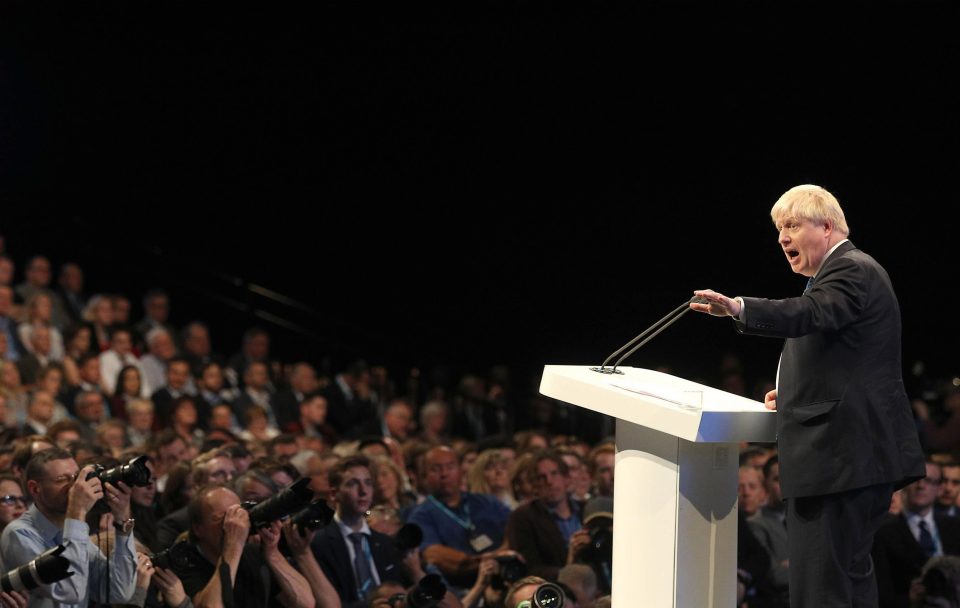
left=736, top=254, right=868, bottom=339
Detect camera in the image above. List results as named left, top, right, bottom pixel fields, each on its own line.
left=490, top=554, right=527, bottom=589
left=85, top=455, right=152, bottom=488
left=393, top=523, right=423, bottom=554
left=150, top=541, right=196, bottom=571
left=289, top=499, right=335, bottom=534
left=581, top=524, right=613, bottom=565
left=516, top=582, right=565, bottom=608
left=406, top=573, right=446, bottom=608
left=1, top=544, right=74, bottom=593
left=242, top=476, right=314, bottom=528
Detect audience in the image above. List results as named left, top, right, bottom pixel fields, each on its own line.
left=1, top=246, right=958, bottom=608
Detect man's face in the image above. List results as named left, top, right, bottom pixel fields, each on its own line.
left=384, top=404, right=413, bottom=439
left=53, top=430, right=80, bottom=448
left=129, top=406, right=154, bottom=431
left=0, top=287, right=12, bottom=315
left=738, top=467, right=767, bottom=516
left=764, top=462, right=783, bottom=507
left=0, top=479, right=28, bottom=526
left=534, top=458, right=569, bottom=506
left=201, top=365, right=223, bottom=392
left=291, top=365, right=318, bottom=393
left=185, top=325, right=210, bottom=357
left=272, top=442, right=298, bottom=464
left=29, top=391, right=55, bottom=423
left=146, top=295, right=169, bottom=323
left=60, top=264, right=83, bottom=293
left=593, top=452, right=615, bottom=497
left=77, top=393, right=105, bottom=423
left=150, top=332, right=176, bottom=360
left=194, top=487, right=240, bottom=553
left=301, top=396, right=327, bottom=425
left=906, top=463, right=943, bottom=512
left=0, top=260, right=13, bottom=286
left=130, top=463, right=156, bottom=507
left=30, top=458, right=79, bottom=515
left=238, top=478, right=274, bottom=503
left=157, top=438, right=188, bottom=475
left=335, top=465, right=374, bottom=518
left=26, top=257, right=51, bottom=287
left=775, top=216, right=834, bottom=278
left=424, top=449, right=461, bottom=498
left=210, top=406, right=233, bottom=430
left=112, top=298, right=131, bottom=324
left=167, top=362, right=190, bottom=390
left=111, top=331, right=132, bottom=355
left=80, top=357, right=101, bottom=384
left=939, top=465, right=960, bottom=507
left=561, top=455, right=591, bottom=496
left=203, top=457, right=237, bottom=486
left=245, top=363, right=268, bottom=389
left=32, top=326, right=52, bottom=355
left=245, top=334, right=269, bottom=360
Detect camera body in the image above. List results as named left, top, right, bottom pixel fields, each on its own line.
left=289, top=499, right=335, bottom=533
left=150, top=541, right=197, bottom=571
left=85, top=455, right=152, bottom=488
left=491, top=554, right=527, bottom=589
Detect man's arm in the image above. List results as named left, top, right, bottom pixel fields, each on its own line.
left=282, top=522, right=342, bottom=608
left=1, top=522, right=88, bottom=603
left=258, top=522, right=313, bottom=608
left=88, top=481, right=138, bottom=604
left=191, top=505, right=248, bottom=608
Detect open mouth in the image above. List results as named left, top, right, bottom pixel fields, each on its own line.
left=786, top=249, right=800, bottom=262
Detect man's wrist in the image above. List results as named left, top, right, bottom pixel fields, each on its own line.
left=114, top=517, right=135, bottom=536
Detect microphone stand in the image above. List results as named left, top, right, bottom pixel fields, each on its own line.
left=591, top=296, right=708, bottom=375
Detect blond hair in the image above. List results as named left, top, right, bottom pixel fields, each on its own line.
left=770, top=184, right=850, bottom=237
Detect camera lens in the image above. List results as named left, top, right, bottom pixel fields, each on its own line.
left=533, top=582, right=565, bottom=608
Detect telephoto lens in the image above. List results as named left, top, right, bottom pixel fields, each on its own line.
left=289, top=499, right=335, bottom=534
left=405, top=573, right=446, bottom=608
left=517, top=582, right=565, bottom=608
left=150, top=541, right=195, bottom=571
left=242, top=477, right=314, bottom=528
left=393, top=523, right=423, bottom=554
left=85, top=455, right=152, bottom=488
left=0, top=545, right=74, bottom=593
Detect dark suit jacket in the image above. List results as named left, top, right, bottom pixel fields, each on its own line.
left=872, top=512, right=960, bottom=608
left=505, top=498, right=583, bottom=581
left=310, top=521, right=407, bottom=605
left=736, top=241, right=924, bottom=498
left=321, top=380, right=376, bottom=438
left=16, top=353, right=47, bottom=386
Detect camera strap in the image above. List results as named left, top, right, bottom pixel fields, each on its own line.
left=220, top=562, right=234, bottom=608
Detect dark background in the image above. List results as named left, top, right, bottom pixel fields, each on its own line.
left=2, top=3, right=957, bottom=402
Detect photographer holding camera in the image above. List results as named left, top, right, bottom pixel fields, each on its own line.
left=166, top=484, right=313, bottom=608
left=0, top=447, right=138, bottom=606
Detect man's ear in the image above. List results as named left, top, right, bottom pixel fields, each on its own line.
left=26, top=479, right=40, bottom=501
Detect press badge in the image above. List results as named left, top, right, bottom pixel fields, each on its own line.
left=470, top=533, right=494, bottom=552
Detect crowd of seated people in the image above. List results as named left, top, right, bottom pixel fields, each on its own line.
left=2, top=247, right=960, bottom=608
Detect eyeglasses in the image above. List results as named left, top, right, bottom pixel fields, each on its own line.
left=0, top=495, right=29, bottom=507
left=41, top=471, right=80, bottom=485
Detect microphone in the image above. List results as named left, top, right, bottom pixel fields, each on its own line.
left=591, top=296, right=709, bottom=375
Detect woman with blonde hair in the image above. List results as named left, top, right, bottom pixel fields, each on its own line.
left=468, top=449, right=517, bottom=510
left=370, top=455, right=419, bottom=516
left=17, top=292, right=65, bottom=360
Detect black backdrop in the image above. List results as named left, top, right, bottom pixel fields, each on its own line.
left=2, top=3, right=957, bottom=401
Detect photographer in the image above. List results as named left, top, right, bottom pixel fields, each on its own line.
left=0, top=447, right=138, bottom=605
left=167, top=485, right=313, bottom=608
left=281, top=519, right=343, bottom=608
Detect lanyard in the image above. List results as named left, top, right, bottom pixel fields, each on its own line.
left=428, top=495, right=475, bottom=532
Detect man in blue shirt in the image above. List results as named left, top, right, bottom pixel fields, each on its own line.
left=407, top=445, right=513, bottom=590
left=0, top=447, right=138, bottom=607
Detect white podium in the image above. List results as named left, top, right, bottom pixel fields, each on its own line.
left=539, top=365, right=776, bottom=608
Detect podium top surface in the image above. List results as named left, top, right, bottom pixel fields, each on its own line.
left=539, top=365, right=777, bottom=443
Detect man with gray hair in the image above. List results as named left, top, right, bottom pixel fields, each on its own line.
left=140, top=327, right=177, bottom=395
